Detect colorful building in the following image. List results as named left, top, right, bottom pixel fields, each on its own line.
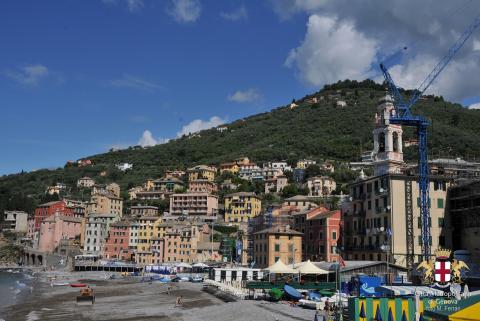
left=220, top=162, right=240, bottom=174
left=253, top=225, right=303, bottom=268
left=187, top=165, right=217, bottom=182
left=34, top=200, right=74, bottom=231
left=188, top=179, right=218, bottom=194
left=293, top=207, right=341, bottom=262
left=104, top=221, right=132, bottom=261
left=2, top=210, right=28, bottom=233
left=169, top=192, right=218, bottom=216
left=38, top=214, right=82, bottom=253
left=306, top=176, right=337, bottom=196
left=224, top=192, right=262, bottom=224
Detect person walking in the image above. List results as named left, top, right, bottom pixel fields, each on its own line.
left=175, top=295, right=183, bottom=307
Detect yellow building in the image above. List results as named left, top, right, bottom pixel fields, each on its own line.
left=296, top=159, right=316, bottom=169
left=220, top=162, right=240, bottom=174
left=224, top=192, right=262, bottom=224
left=187, top=165, right=217, bottom=182
left=137, top=216, right=162, bottom=255
left=253, top=225, right=303, bottom=268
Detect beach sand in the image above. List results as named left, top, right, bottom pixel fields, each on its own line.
left=1, top=272, right=319, bottom=321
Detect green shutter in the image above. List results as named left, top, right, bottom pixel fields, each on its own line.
left=437, top=198, right=444, bottom=209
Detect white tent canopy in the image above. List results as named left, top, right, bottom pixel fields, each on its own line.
left=176, top=262, right=192, bottom=268
left=295, top=260, right=329, bottom=275
left=192, top=262, right=209, bottom=268
left=265, top=259, right=296, bottom=274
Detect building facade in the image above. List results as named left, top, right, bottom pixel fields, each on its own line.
left=293, top=207, right=341, bottom=262
left=253, top=226, right=303, bottom=268
left=188, top=179, right=218, bottom=194
left=34, top=200, right=74, bottom=231
left=306, top=176, right=337, bottom=197
left=38, top=214, right=82, bottom=253
left=224, top=192, right=262, bottom=224
left=187, top=165, right=217, bottom=182
left=104, top=221, right=131, bottom=261
left=448, top=180, right=480, bottom=262
left=169, top=193, right=218, bottom=216
left=2, top=210, right=28, bottom=233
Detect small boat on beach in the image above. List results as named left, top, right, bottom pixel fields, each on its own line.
left=52, top=282, right=69, bottom=286
left=283, top=284, right=303, bottom=301
left=70, top=283, right=87, bottom=288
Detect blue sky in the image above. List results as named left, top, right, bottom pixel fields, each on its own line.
left=1, top=0, right=479, bottom=175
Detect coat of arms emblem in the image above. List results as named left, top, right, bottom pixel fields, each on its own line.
left=416, top=249, right=469, bottom=286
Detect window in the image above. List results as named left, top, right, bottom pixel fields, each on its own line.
left=437, top=198, right=444, bottom=209
left=331, top=246, right=337, bottom=254
left=319, top=245, right=324, bottom=253
left=332, top=231, right=337, bottom=240
left=274, top=244, right=280, bottom=252
left=438, top=217, right=445, bottom=227
left=274, top=256, right=280, bottom=262
left=368, top=201, right=372, bottom=210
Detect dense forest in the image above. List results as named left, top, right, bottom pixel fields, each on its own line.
left=1, top=79, right=480, bottom=217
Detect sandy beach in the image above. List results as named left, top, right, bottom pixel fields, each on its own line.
left=1, top=272, right=320, bottom=321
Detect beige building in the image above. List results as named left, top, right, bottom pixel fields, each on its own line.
left=264, top=175, right=288, bottom=194
left=188, top=179, right=218, bottom=194
left=283, top=195, right=318, bottom=212
left=88, top=193, right=123, bottom=217
left=152, top=177, right=184, bottom=192
left=253, top=226, right=303, bottom=268
left=130, top=206, right=158, bottom=217
left=187, top=165, right=217, bottom=182
left=306, top=176, right=337, bottom=196
left=3, top=210, right=28, bottom=233
left=169, top=192, right=218, bottom=216
left=224, top=192, right=262, bottom=224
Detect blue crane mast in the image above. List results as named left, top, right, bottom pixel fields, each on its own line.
left=380, top=16, right=480, bottom=262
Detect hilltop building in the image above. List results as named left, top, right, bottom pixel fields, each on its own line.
left=306, top=176, right=337, bottom=197
left=187, top=165, right=217, bottom=182
left=77, top=177, right=95, bottom=188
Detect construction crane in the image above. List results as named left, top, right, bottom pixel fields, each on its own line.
left=380, top=16, right=480, bottom=263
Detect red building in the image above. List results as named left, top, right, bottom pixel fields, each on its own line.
left=103, top=221, right=131, bottom=261
left=293, top=206, right=342, bottom=262
left=34, top=200, right=74, bottom=231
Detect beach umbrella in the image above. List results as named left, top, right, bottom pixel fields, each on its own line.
left=388, top=308, right=394, bottom=321
left=375, top=305, right=383, bottom=321
left=402, top=310, right=408, bottom=321
left=359, top=302, right=366, bottom=318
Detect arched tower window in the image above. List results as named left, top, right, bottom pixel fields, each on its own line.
left=393, top=132, right=399, bottom=152
left=379, top=133, right=385, bottom=152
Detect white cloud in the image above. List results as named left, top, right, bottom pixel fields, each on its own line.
left=220, top=5, right=248, bottom=21
left=469, top=103, right=480, bottom=110
left=167, top=0, right=201, bottom=23
left=285, top=15, right=377, bottom=86
left=274, top=0, right=480, bottom=103
left=109, top=74, right=162, bottom=91
left=228, top=88, right=262, bottom=103
left=137, top=130, right=169, bottom=147
left=102, top=0, right=143, bottom=12
left=177, top=116, right=226, bottom=137
left=5, top=64, right=49, bottom=86
left=126, top=0, right=143, bottom=12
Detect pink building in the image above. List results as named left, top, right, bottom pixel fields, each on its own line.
left=38, top=214, right=82, bottom=253
left=104, top=221, right=132, bottom=261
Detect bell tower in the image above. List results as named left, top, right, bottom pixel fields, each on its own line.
left=372, top=94, right=404, bottom=176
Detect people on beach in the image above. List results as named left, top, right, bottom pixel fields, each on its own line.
left=175, top=295, right=183, bottom=307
